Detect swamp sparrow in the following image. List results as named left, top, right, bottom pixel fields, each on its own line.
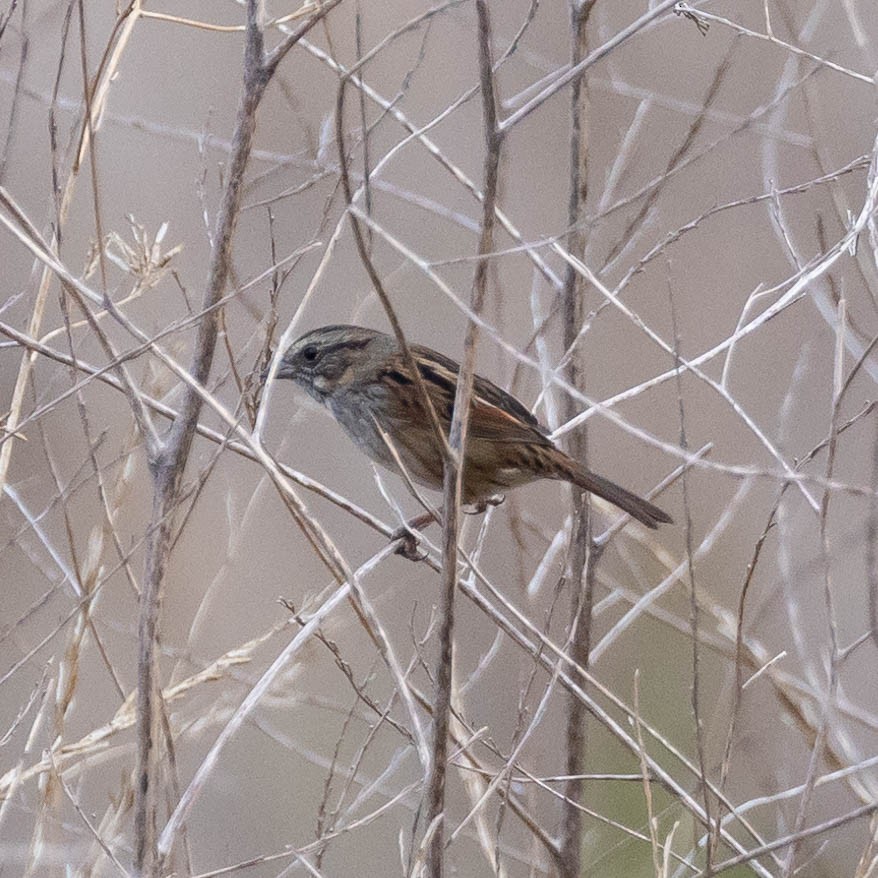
left=268, top=325, right=672, bottom=529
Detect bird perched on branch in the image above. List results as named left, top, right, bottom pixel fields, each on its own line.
left=267, top=324, right=672, bottom=529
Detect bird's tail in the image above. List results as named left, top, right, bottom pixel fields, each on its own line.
left=562, top=462, right=672, bottom=529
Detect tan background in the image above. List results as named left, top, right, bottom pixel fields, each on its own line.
left=1, top=1, right=877, bottom=875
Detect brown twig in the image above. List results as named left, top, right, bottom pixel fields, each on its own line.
left=425, top=3, right=501, bottom=874
left=557, top=3, right=596, bottom=877
left=668, top=271, right=714, bottom=867
left=334, top=58, right=453, bottom=464
left=132, top=3, right=341, bottom=873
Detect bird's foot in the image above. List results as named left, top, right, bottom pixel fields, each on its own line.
left=465, top=494, right=505, bottom=515
left=393, top=529, right=427, bottom=561
left=390, top=510, right=436, bottom=561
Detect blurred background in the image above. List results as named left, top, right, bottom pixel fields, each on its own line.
left=1, top=1, right=877, bottom=875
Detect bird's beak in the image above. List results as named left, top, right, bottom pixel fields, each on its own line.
left=262, top=359, right=296, bottom=382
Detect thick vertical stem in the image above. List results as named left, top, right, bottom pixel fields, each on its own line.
left=425, top=3, right=501, bottom=876
left=133, top=463, right=176, bottom=875
left=133, top=6, right=265, bottom=874
left=558, top=3, right=596, bottom=877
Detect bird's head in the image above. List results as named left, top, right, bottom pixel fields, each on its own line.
left=269, top=324, right=385, bottom=402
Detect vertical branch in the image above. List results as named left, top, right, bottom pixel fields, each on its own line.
left=781, top=299, right=846, bottom=877
left=133, top=1, right=265, bottom=860
left=0, top=0, right=27, bottom=185
left=133, top=2, right=339, bottom=873
left=425, top=2, right=501, bottom=876
left=667, top=274, right=713, bottom=869
left=870, top=412, right=878, bottom=652
left=355, top=1, right=373, bottom=249
left=558, top=3, right=595, bottom=877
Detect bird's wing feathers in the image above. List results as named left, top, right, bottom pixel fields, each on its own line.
left=411, top=344, right=552, bottom=445
left=468, top=395, right=553, bottom=444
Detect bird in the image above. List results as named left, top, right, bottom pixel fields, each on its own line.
left=266, top=324, right=672, bottom=529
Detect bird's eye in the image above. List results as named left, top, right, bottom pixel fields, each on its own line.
left=302, top=345, right=318, bottom=363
